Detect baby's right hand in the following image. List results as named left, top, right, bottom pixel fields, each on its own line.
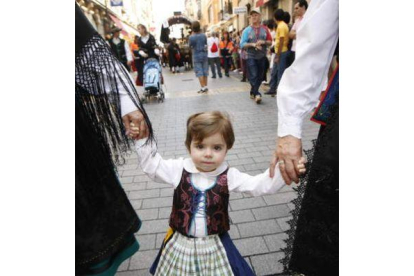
left=129, top=122, right=140, bottom=137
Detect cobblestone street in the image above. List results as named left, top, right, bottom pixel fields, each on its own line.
left=115, top=67, right=320, bottom=275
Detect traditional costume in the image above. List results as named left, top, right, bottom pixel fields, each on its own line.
left=75, top=3, right=153, bottom=275
left=134, top=138, right=287, bottom=275
left=135, top=33, right=158, bottom=86
left=275, top=0, right=339, bottom=275
left=108, top=28, right=133, bottom=71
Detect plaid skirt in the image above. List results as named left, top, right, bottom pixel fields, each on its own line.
left=154, top=232, right=234, bottom=276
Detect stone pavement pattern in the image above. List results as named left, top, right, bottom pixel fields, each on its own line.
left=115, top=68, right=319, bottom=275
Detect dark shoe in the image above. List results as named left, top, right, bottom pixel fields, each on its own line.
left=219, top=75, right=223, bottom=78
left=202, top=88, right=209, bottom=93
left=241, top=78, right=247, bottom=82
left=211, top=75, right=216, bottom=79
left=225, top=73, right=230, bottom=77
left=264, top=91, right=276, bottom=95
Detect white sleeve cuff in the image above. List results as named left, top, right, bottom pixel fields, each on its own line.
left=134, top=138, right=148, bottom=148
left=120, top=93, right=138, bottom=117
left=277, top=115, right=303, bottom=139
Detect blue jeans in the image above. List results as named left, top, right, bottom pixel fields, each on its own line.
left=208, top=57, right=222, bottom=77
left=268, top=51, right=290, bottom=93
left=246, top=57, right=266, bottom=96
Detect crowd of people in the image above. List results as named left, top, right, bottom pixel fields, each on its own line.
left=184, top=1, right=309, bottom=103
left=104, top=1, right=309, bottom=101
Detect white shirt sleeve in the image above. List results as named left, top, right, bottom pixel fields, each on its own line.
left=124, top=41, right=133, bottom=63
left=134, top=139, right=184, bottom=188
left=113, top=60, right=139, bottom=116
left=227, top=165, right=286, bottom=197
left=277, top=0, right=339, bottom=139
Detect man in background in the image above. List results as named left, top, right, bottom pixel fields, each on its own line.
left=289, top=0, right=309, bottom=63
left=207, top=32, right=222, bottom=78
left=108, top=27, right=133, bottom=71
left=240, top=8, right=273, bottom=104
left=265, top=9, right=290, bottom=96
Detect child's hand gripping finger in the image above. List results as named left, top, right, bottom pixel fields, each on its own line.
left=296, top=156, right=307, bottom=175
left=129, top=122, right=141, bottom=137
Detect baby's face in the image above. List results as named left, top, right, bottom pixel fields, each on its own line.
left=190, top=133, right=228, bottom=172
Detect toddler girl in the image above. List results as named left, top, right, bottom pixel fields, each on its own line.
left=132, top=111, right=305, bottom=275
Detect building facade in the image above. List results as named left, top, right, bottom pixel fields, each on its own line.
left=76, top=0, right=154, bottom=41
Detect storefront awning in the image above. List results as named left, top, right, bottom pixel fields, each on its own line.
left=256, top=0, right=270, bottom=8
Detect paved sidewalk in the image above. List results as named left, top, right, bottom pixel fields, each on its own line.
left=115, top=68, right=319, bottom=275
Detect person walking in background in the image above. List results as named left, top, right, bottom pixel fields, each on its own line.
left=289, top=0, right=309, bottom=64
left=108, top=27, right=133, bottom=71
left=219, top=31, right=234, bottom=77
left=262, top=20, right=274, bottom=85
left=168, top=38, right=180, bottom=73
left=231, top=32, right=240, bottom=72
left=240, top=8, right=273, bottom=104
left=283, top=11, right=292, bottom=27
left=207, top=32, right=222, bottom=78
left=189, top=21, right=209, bottom=93
left=135, top=24, right=160, bottom=88
left=130, top=35, right=139, bottom=72
left=265, top=9, right=290, bottom=96
left=161, top=46, right=168, bottom=67
left=267, top=20, right=277, bottom=81
left=239, top=27, right=248, bottom=82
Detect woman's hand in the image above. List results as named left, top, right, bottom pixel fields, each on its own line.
left=269, top=135, right=303, bottom=184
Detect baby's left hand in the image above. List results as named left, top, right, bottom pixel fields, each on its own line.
left=297, top=156, right=307, bottom=175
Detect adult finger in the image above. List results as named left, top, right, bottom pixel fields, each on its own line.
left=285, top=159, right=299, bottom=184
left=279, top=161, right=292, bottom=185
left=269, top=153, right=277, bottom=178
left=122, top=115, right=131, bottom=137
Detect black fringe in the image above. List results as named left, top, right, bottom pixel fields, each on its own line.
left=75, top=33, right=154, bottom=168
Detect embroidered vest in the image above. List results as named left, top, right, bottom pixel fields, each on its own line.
left=246, top=25, right=268, bottom=59
left=169, top=169, right=230, bottom=236
left=109, top=38, right=127, bottom=63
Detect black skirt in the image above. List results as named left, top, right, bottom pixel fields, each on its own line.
left=281, top=82, right=339, bottom=276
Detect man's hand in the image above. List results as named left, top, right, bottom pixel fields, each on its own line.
left=274, top=55, right=279, bottom=64
left=269, top=135, right=303, bottom=184
left=122, top=110, right=149, bottom=140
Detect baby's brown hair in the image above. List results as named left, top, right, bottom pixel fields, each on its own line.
left=185, top=111, right=235, bottom=152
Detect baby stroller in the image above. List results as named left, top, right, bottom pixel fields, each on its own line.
left=142, top=58, right=165, bottom=103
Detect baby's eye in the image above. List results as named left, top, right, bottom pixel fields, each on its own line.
left=196, top=144, right=204, bottom=149
left=214, top=146, right=222, bottom=151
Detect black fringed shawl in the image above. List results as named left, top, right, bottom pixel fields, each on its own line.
left=75, top=3, right=153, bottom=274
